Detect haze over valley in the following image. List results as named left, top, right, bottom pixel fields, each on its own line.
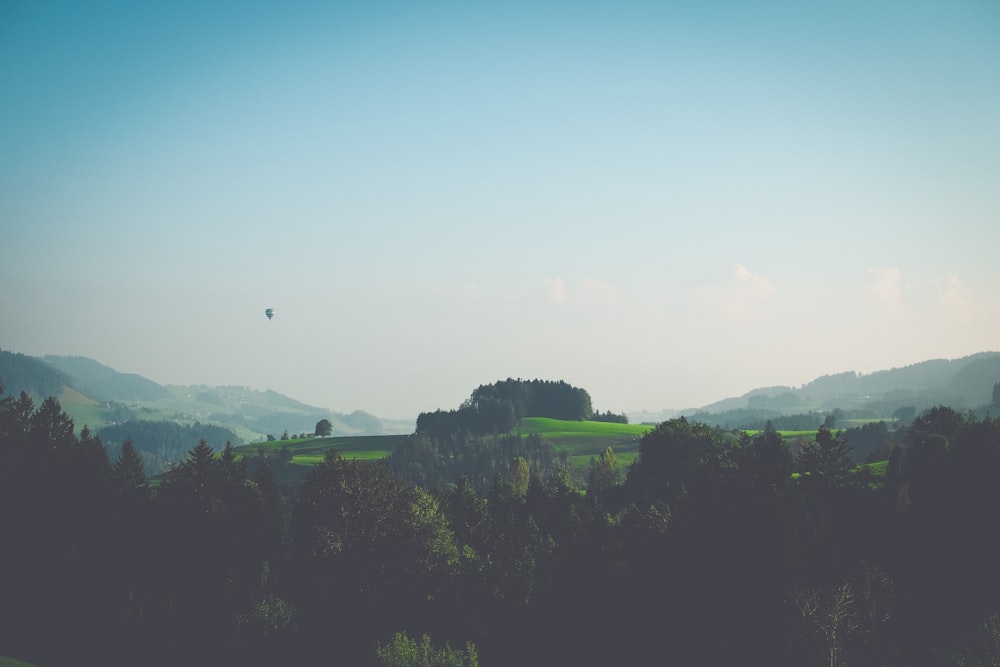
left=3, top=1, right=998, bottom=421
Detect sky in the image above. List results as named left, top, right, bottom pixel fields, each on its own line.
left=2, top=0, right=999, bottom=419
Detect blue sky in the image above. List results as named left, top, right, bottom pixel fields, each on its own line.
left=2, top=1, right=998, bottom=419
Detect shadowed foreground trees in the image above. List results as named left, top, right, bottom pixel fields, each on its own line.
left=4, top=382, right=1000, bottom=666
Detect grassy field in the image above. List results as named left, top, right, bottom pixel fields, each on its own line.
left=232, top=419, right=892, bottom=488
left=516, top=417, right=654, bottom=478
left=233, top=418, right=654, bottom=480
left=865, top=459, right=889, bottom=476
left=743, top=429, right=822, bottom=439
left=235, top=434, right=407, bottom=465
left=56, top=385, right=108, bottom=430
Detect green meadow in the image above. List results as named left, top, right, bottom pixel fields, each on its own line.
left=235, top=434, right=406, bottom=465
left=234, top=418, right=654, bottom=479
left=742, top=429, right=822, bottom=439
left=515, top=417, right=653, bottom=477
left=233, top=419, right=889, bottom=486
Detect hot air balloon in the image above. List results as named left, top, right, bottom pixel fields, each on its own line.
left=265, top=308, right=275, bottom=321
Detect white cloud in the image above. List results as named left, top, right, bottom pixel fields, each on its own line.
left=937, top=273, right=969, bottom=316
left=686, top=264, right=774, bottom=321
left=866, top=267, right=902, bottom=310
left=732, top=263, right=773, bottom=299
left=543, top=276, right=566, bottom=303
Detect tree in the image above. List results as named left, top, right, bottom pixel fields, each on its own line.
left=291, top=453, right=459, bottom=658
left=315, top=419, right=333, bottom=437
left=588, top=446, right=620, bottom=495
left=625, top=417, right=726, bottom=505
left=375, top=631, right=478, bottom=667
left=795, top=580, right=859, bottom=667
left=111, top=437, right=146, bottom=492
left=509, top=456, right=530, bottom=497
left=893, top=405, right=916, bottom=424
left=28, top=395, right=75, bottom=463
left=737, top=429, right=792, bottom=494
left=798, top=426, right=854, bottom=486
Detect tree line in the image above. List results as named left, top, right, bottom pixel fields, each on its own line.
left=415, top=378, right=594, bottom=440
left=4, top=378, right=1000, bottom=666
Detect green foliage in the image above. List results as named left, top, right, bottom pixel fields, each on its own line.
left=591, top=409, right=629, bottom=423
left=588, top=446, right=620, bottom=494
left=797, top=426, right=855, bottom=485
left=417, top=378, right=594, bottom=441
left=625, top=417, right=728, bottom=504
left=0, top=349, right=73, bottom=403
left=111, top=437, right=147, bottom=492
left=509, top=456, right=530, bottom=497
left=98, top=419, right=240, bottom=476
left=375, top=631, right=478, bottom=667
left=9, top=381, right=1000, bottom=667
left=314, top=418, right=333, bottom=436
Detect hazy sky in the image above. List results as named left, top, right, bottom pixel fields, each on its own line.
left=2, top=1, right=998, bottom=419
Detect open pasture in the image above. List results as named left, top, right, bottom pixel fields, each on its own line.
left=517, top=417, right=652, bottom=450
left=742, top=429, right=822, bottom=439
left=236, top=434, right=406, bottom=465
left=516, top=417, right=654, bottom=478
left=234, top=418, right=656, bottom=482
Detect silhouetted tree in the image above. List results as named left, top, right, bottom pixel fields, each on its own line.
left=624, top=417, right=726, bottom=505
left=315, top=418, right=333, bottom=436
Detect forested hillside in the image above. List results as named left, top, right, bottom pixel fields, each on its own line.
left=98, top=420, right=242, bottom=476
left=0, top=351, right=406, bottom=442
left=42, top=355, right=169, bottom=402
left=4, top=379, right=1000, bottom=666
left=696, top=351, right=1000, bottom=417
left=0, top=350, right=72, bottom=403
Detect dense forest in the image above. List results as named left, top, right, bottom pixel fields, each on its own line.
left=3, top=376, right=1000, bottom=666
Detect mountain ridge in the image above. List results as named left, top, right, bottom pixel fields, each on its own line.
left=3, top=348, right=998, bottom=435
left=692, top=351, right=1000, bottom=417
left=0, top=349, right=410, bottom=440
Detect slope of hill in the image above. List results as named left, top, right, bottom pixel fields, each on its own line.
left=696, top=352, right=1000, bottom=415
left=0, top=351, right=407, bottom=440
left=0, top=349, right=73, bottom=401
left=42, top=355, right=169, bottom=402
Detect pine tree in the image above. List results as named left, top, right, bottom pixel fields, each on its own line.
left=112, top=438, right=147, bottom=491
left=799, top=426, right=854, bottom=486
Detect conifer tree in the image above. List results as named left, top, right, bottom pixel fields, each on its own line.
left=799, top=426, right=854, bottom=486
left=112, top=438, right=147, bottom=491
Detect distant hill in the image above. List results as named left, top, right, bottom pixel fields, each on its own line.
left=98, top=419, right=242, bottom=476
left=0, top=349, right=73, bottom=401
left=0, top=351, right=407, bottom=441
left=42, top=355, right=169, bottom=402
left=696, top=352, right=1000, bottom=416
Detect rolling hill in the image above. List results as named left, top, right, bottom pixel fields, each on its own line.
left=0, top=349, right=411, bottom=443
left=692, top=351, right=1000, bottom=417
